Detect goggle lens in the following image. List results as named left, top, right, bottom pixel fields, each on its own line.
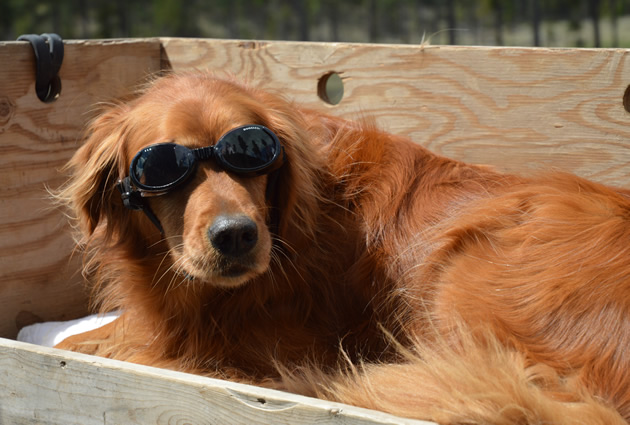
left=132, top=144, right=195, bottom=190
left=216, top=126, right=280, bottom=172
left=129, top=125, right=284, bottom=193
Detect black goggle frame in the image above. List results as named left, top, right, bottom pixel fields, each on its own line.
left=116, top=124, right=286, bottom=233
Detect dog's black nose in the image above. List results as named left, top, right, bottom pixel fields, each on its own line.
left=208, top=215, right=258, bottom=257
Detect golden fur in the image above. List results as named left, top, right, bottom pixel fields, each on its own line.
left=56, top=72, right=630, bottom=424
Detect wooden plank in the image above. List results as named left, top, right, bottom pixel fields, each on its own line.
left=0, top=39, right=162, bottom=339
left=0, top=338, right=433, bottom=425
left=162, top=38, right=630, bottom=186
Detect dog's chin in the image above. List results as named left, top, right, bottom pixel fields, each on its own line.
left=207, top=267, right=264, bottom=288
left=177, top=258, right=269, bottom=289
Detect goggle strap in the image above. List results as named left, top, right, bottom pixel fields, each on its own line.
left=193, top=146, right=214, bottom=161
left=141, top=204, right=165, bottom=235
left=265, top=168, right=282, bottom=238
left=117, top=178, right=143, bottom=210
left=117, top=178, right=165, bottom=234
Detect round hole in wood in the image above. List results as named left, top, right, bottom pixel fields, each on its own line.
left=318, top=72, right=344, bottom=105
left=624, top=85, right=630, bottom=114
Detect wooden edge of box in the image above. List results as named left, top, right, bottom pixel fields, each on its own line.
left=0, top=337, right=434, bottom=425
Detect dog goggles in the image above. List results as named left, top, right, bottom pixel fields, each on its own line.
left=126, top=124, right=285, bottom=194
left=117, top=125, right=285, bottom=233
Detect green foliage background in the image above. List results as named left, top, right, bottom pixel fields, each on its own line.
left=2, top=0, right=629, bottom=47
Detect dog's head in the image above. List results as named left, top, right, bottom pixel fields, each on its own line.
left=61, top=73, right=324, bottom=289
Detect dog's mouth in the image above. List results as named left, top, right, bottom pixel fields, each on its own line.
left=218, top=263, right=251, bottom=278
left=215, top=253, right=260, bottom=277
left=175, top=252, right=268, bottom=287
left=178, top=264, right=252, bottom=281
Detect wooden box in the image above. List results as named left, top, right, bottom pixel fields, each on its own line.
left=1, top=37, right=629, bottom=424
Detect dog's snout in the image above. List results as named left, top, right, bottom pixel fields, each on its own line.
left=208, top=215, right=258, bottom=257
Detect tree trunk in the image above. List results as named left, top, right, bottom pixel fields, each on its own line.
left=291, top=0, right=309, bottom=40
left=327, top=0, right=340, bottom=41
left=588, top=0, right=601, bottom=47
left=494, top=0, right=504, bottom=45
left=531, top=0, right=541, bottom=46
left=227, top=0, right=238, bottom=39
left=446, top=0, right=456, bottom=44
left=77, top=0, right=89, bottom=38
left=116, top=0, right=129, bottom=37
left=368, top=0, right=378, bottom=42
left=609, top=0, right=619, bottom=46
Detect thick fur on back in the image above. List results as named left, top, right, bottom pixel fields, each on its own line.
left=56, top=72, right=630, bottom=424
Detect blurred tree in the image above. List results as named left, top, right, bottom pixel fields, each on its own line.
left=291, top=0, right=309, bottom=40
left=1, top=0, right=15, bottom=39
left=368, top=0, right=378, bottom=42
left=2, top=0, right=629, bottom=47
left=492, top=0, right=504, bottom=45
left=531, top=0, right=541, bottom=46
left=324, top=0, right=340, bottom=41
left=588, top=0, right=602, bottom=46
left=76, top=0, right=89, bottom=38
left=609, top=0, right=619, bottom=46
left=95, top=0, right=115, bottom=38
left=445, top=0, right=457, bottom=44
left=226, top=0, right=239, bottom=38
left=154, top=0, right=200, bottom=37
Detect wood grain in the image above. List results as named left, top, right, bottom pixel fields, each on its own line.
left=162, top=39, right=630, bottom=185
left=0, top=338, right=432, bottom=425
left=0, top=39, right=162, bottom=339
left=2, top=37, right=630, bottom=424
left=2, top=38, right=630, bottom=339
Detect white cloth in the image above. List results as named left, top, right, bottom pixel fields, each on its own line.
left=17, top=311, right=120, bottom=347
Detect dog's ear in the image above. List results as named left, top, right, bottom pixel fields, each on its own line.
left=59, top=104, right=131, bottom=240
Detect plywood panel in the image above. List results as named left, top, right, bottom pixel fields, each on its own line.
left=3, top=37, right=630, bottom=336
left=0, top=39, right=162, bottom=338
left=162, top=38, right=630, bottom=186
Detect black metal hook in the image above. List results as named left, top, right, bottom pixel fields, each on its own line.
left=17, top=33, right=64, bottom=103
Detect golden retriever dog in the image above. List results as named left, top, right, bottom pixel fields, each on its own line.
left=56, top=72, right=630, bottom=424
